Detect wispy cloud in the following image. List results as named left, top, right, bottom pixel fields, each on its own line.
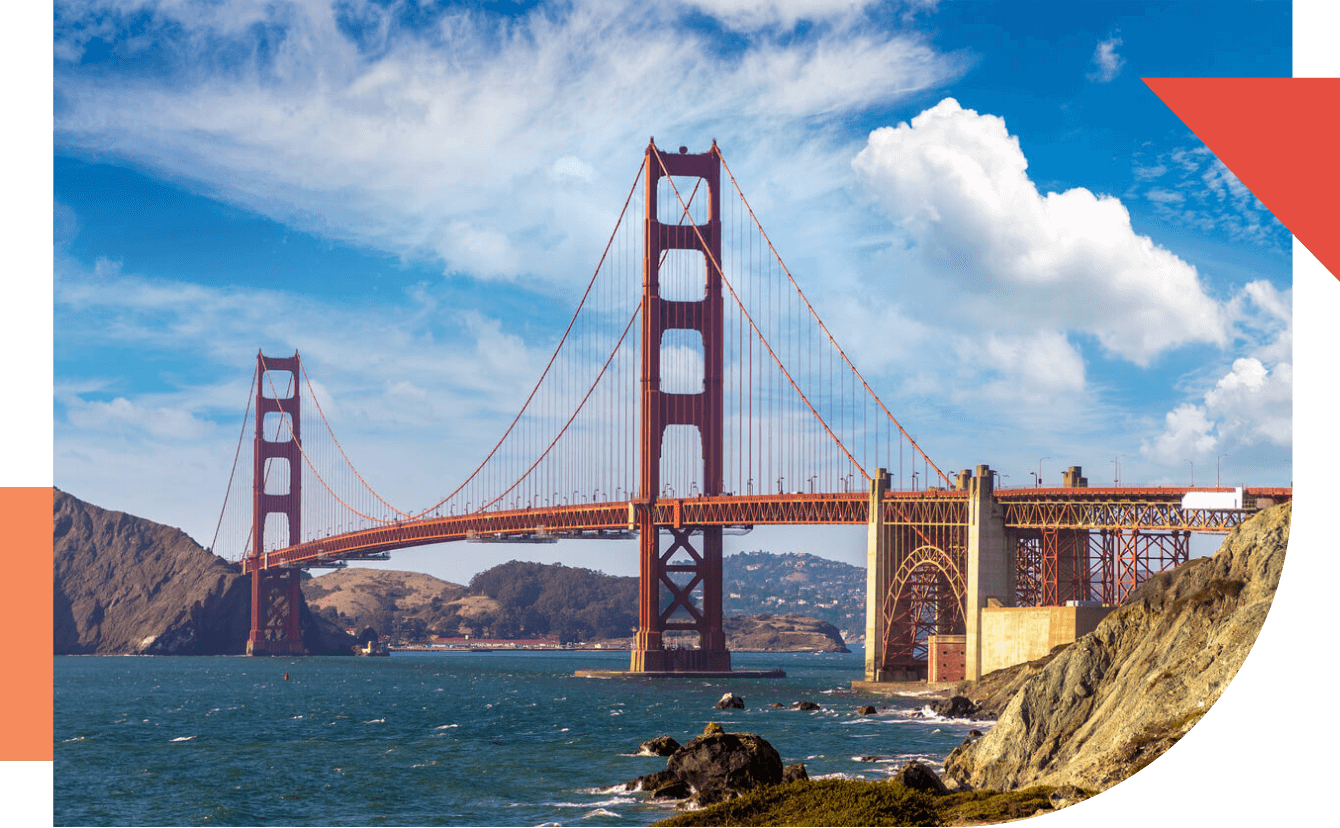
left=1088, top=35, right=1124, bottom=83
left=54, top=1, right=968, bottom=287
left=1129, top=144, right=1288, bottom=249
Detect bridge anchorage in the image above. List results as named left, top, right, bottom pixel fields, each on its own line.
left=216, top=140, right=1291, bottom=681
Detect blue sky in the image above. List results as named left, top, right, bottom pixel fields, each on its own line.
left=52, top=0, right=1293, bottom=583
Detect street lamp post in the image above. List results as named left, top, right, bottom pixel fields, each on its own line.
left=1038, top=457, right=1049, bottom=486
left=1185, top=459, right=1194, bottom=487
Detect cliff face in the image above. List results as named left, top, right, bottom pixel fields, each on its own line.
left=53, top=489, right=353, bottom=655
left=943, top=502, right=1289, bottom=793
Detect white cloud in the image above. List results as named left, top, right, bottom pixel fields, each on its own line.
left=1141, top=282, right=1291, bottom=470
left=1129, top=144, right=1287, bottom=249
left=680, top=0, right=879, bottom=30
left=54, top=251, right=565, bottom=543
left=1088, top=36, right=1125, bottom=83
left=851, top=97, right=1229, bottom=365
left=54, top=1, right=967, bottom=287
left=1145, top=402, right=1217, bottom=460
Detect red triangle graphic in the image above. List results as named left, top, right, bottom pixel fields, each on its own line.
left=1144, top=77, right=1340, bottom=281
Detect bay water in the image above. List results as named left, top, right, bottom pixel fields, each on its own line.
left=54, top=650, right=978, bottom=826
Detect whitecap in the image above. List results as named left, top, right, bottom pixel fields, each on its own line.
left=588, top=798, right=636, bottom=808
left=62, top=736, right=86, bottom=743
left=434, top=724, right=458, bottom=730
left=579, top=785, right=630, bottom=796
left=584, top=808, right=620, bottom=819
left=363, top=718, right=385, bottom=724
left=169, top=736, right=195, bottom=742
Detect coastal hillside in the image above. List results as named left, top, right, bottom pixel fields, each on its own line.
left=306, top=560, right=636, bottom=642
left=54, top=489, right=355, bottom=655
left=723, top=551, right=864, bottom=636
left=306, top=560, right=848, bottom=651
left=303, top=567, right=468, bottom=638
left=944, top=502, right=1290, bottom=793
left=724, top=613, right=849, bottom=653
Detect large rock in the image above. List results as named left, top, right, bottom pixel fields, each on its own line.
left=715, top=692, right=746, bottom=710
left=944, top=503, right=1290, bottom=793
left=666, top=732, right=784, bottom=805
left=53, top=489, right=355, bottom=655
left=638, top=735, right=682, bottom=756
left=895, top=761, right=948, bottom=795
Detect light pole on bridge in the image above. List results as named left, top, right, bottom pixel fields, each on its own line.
left=1038, top=457, right=1049, bottom=486
left=1185, top=459, right=1194, bottom=487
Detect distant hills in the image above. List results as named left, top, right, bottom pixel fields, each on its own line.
left=723, top=550, right=865, bottom=637
left=304, top=550, right=865, bottom=648
left=51, top=488, right=860, bottom=655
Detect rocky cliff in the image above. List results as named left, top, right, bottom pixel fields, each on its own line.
left=943, top=502, right=1289, bottom=793
left=54, top=489, right=354, bottom=655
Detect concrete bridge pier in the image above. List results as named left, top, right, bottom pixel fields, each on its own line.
left=862, top=469, right=890, bottom=681
left=964, top=465, right=1012, bottom=681
left=862, top=464, right=1012, bottom=683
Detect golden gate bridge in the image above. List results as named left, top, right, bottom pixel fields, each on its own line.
left=211, top=140, right=1290, bottom=681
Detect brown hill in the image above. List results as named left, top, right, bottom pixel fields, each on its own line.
left=53, top=489, right=354, bottom=655
left=943, top=502, right=1289, bottom=793
left=302, top=567, right=469, bottom=634
left=724, top=613, right=850, bottom=652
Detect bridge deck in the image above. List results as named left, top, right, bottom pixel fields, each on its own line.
left=241, top=487, right=1292, bottom=573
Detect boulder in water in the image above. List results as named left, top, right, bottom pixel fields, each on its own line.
left=930, top=695, right=980, bottom=718
left=792, top=700, right=821, bottom=711
left=638, top=735, right=681, bottom=756
left=715, top=692, right=745, bottom=710
left=857, top=705, right=877, bottom=715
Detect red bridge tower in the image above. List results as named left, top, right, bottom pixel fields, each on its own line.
left=631, top=140, right=729, bottom=672
left=246, top=350, right=306, bottom=655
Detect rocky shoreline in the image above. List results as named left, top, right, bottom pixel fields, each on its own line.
left=643, top=503, right=1289, bottom=825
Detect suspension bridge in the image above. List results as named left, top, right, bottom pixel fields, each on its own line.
left=212, top=140, right=1291, bottom=682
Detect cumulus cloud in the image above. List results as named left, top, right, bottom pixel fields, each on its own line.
left=851, top=98, right=1228, bottom=365
left=1141, top=281, right=1291, bottom=470
left=1088, top=36, right=1125, bottom=83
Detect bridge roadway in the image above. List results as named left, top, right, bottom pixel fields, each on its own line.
left=241, top=486, right=1293, bottom=574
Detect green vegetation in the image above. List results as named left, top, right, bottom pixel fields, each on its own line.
left=651, top=780, right=1069, bottom=827
left=938, top=787, right=1062, bottom=824
left=655, top=779, right=940, bottom=827
left=468, top=560, right=638, bottom=642
left=723, top=551, right=865, bottom=634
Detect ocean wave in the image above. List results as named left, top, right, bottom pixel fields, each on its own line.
left=62, top=736, right=86, bottom=743
left=547, top=797, right=636, bottom=809
left=434, top=724, right=459, bottom=730
left=578, top=785, right=629, bottom=796
left=169, top=736, right=195, bottom=742
left=363, top=719, right=385, bottom=724
left=584, top=808, right=620, bottom=819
